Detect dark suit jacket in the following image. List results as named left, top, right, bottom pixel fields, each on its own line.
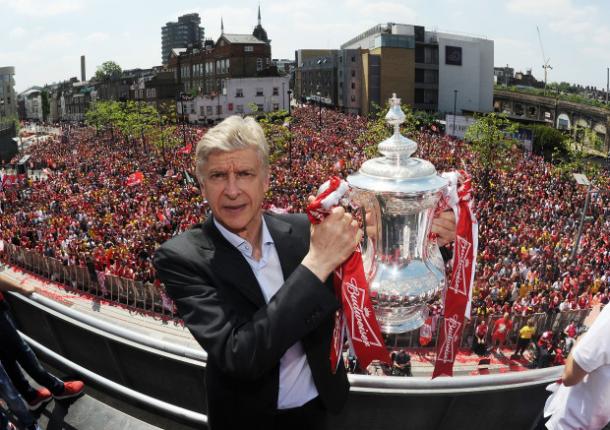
left=153, top=212, right=350, bottom=429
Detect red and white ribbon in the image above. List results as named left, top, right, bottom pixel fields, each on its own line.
left=432, top=170, right=478, bottom=378
left=306, top=176, right=390, bottom=372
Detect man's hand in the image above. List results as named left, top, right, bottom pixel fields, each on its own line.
left=0, top=277, right=36, bottom=296
left=303, top=206, right=362, bottom=282
left=432, top=210, right=456, bottom=247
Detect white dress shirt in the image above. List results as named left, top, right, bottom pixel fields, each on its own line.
left=214, top=217, right=318, bottom=409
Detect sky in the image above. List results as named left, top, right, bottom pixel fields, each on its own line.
left=2, top=0, right=610, bottom=93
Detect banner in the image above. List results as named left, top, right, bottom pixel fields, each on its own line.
left=307, top=176, right=390, bottom=372
left=432, top=171, right=478, bottom=378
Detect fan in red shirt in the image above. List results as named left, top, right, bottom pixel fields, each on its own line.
left=491, top=312, right=513, bottom=354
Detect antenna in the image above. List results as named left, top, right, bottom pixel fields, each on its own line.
left=537, top=25, right=552, bottom=95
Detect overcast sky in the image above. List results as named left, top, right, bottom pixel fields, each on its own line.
left=2, top=0, right=609, bottom=93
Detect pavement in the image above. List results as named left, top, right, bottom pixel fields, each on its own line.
left=0, top=263, right=531, bottom=377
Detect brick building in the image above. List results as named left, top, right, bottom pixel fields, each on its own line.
left=166, top=10, right=273, bottom=97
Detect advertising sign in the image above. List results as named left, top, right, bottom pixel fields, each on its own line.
left=445, top=114, right=475, bottom=139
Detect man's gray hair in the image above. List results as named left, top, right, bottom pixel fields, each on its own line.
left=195, top=115, right=269, bottom=181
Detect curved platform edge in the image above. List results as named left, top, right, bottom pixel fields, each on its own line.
left=21, top=332, right=208, bottom=428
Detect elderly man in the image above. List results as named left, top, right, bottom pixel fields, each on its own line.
left=154, top=115, right=455, bottom=429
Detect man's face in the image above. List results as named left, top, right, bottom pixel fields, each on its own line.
left=200, top=147, right=268, bottom=240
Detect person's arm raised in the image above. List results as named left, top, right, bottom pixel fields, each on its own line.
left=302, top=206, right=362, bottom=282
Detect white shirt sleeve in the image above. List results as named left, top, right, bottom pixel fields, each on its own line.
left=572, top=305, right=610, bottom=374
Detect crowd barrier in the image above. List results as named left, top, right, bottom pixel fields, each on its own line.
left=1, top=242, right=175, bottom=318
left=1, top=242, right=592, bottom=351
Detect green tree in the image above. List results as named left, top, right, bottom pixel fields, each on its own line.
left=94, top=61, right=122, bottom=81
left=529, top=125, right=568, bottom=159
left=464, top=112, right=518, bottom=188
left=148, top=100, right=180, bottom=162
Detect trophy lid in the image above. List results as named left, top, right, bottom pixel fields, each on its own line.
left=347, top=93, right=448, bottom=194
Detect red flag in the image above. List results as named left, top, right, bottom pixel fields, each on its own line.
left=177, top=143, right=193, bottom=154
left=126, top=171, right=144, bottom=186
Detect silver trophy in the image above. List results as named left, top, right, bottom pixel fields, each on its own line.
left=347, top=94, right=449, bottom=334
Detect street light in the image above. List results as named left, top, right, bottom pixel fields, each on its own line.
left=179, top=92, right=187, bottom=146
left=317, top=91, right=322, bottom=130
left=571, top=173, right=592, bottom=260
left=452, top=89, right=458, bottom=136
left=287, top=88, right=293, bottom=172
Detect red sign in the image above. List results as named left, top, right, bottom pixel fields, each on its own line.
left=228, top=103, right=233, bottom=111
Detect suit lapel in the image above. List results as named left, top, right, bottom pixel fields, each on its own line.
left=198, top=217, right=266, bottom=308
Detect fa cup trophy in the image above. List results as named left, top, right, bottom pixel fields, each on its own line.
left=346, top=94, right=449, bottom=333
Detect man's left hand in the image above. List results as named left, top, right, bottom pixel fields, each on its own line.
left=432, top=210, right=456, bottom=247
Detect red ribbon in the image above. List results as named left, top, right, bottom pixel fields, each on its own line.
left=307, top=177, right=390, bottom=372
left=432, top=171, right=478, bottom=378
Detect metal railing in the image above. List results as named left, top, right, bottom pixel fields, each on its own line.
left=1, top=243, right=176, bottom=318
left=386, top=308, right=591, bottom=351
left=1, top=242, right=594, bottom=353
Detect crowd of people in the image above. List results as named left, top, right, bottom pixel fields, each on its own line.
left=0, top=105, right=608, bottom=327
left=1, top=124, right=205, bottom=285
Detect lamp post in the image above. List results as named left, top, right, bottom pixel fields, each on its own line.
left=287, top=88, right=293, bottom=171
left=452, top=89, right=458, bottom=136
left=179, top=92, right=187, bottom=146
left=317, top=91, right=322, bottom=130
left=571, top=173, right=592, bottom=260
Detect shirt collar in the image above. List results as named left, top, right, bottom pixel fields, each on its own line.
left=213, top=216, right=274, bottom=254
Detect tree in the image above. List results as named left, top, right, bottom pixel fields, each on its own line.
left=94, top=61, right=122, bottom=81
left=149, top=101, right=180, bottom=162
left=529, top=125, right=568, bottom=159
left=464, top=112, right=518, bottom=188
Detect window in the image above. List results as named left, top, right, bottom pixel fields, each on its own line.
left=236, top=104, right=244, bottom=113
left=273, top=103, right=279, bottom=111
left=235, top=88, right=243, bottom=97
left=445, top=46, right=462, bottom=66
left=351, top=95, right=356, bottom=102
left=200, top=106, right=205, bottom=116
left=256, top=88, right=264, bottom=97
left=351, top=82, right=356, bottom=89
left=256, top=104, right=264, bottom=111
left=244, top=46, right=254, bottom=52
left=351, top=70, right=356, bottom=77
left=351, top=56, right=355, bottom=62
left=256, top=58, right=263, bottom=71
left=217, top=105, right=222, bottom=115
left=206, top=106, right=213, bottom=115
left=272, top=87, right=279, bottom=96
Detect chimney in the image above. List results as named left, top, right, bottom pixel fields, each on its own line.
left=80, top=55, right=86, bottom=81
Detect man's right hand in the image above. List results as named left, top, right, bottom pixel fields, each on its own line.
left=302, top=206, right=362, bottom=282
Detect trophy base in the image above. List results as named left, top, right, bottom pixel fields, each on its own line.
left=376, top=305, right=427, bottom=334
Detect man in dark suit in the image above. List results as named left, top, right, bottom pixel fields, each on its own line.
left=154, top=116, right=361, bottom=429
left=154, top=115, right=456, bottom=429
